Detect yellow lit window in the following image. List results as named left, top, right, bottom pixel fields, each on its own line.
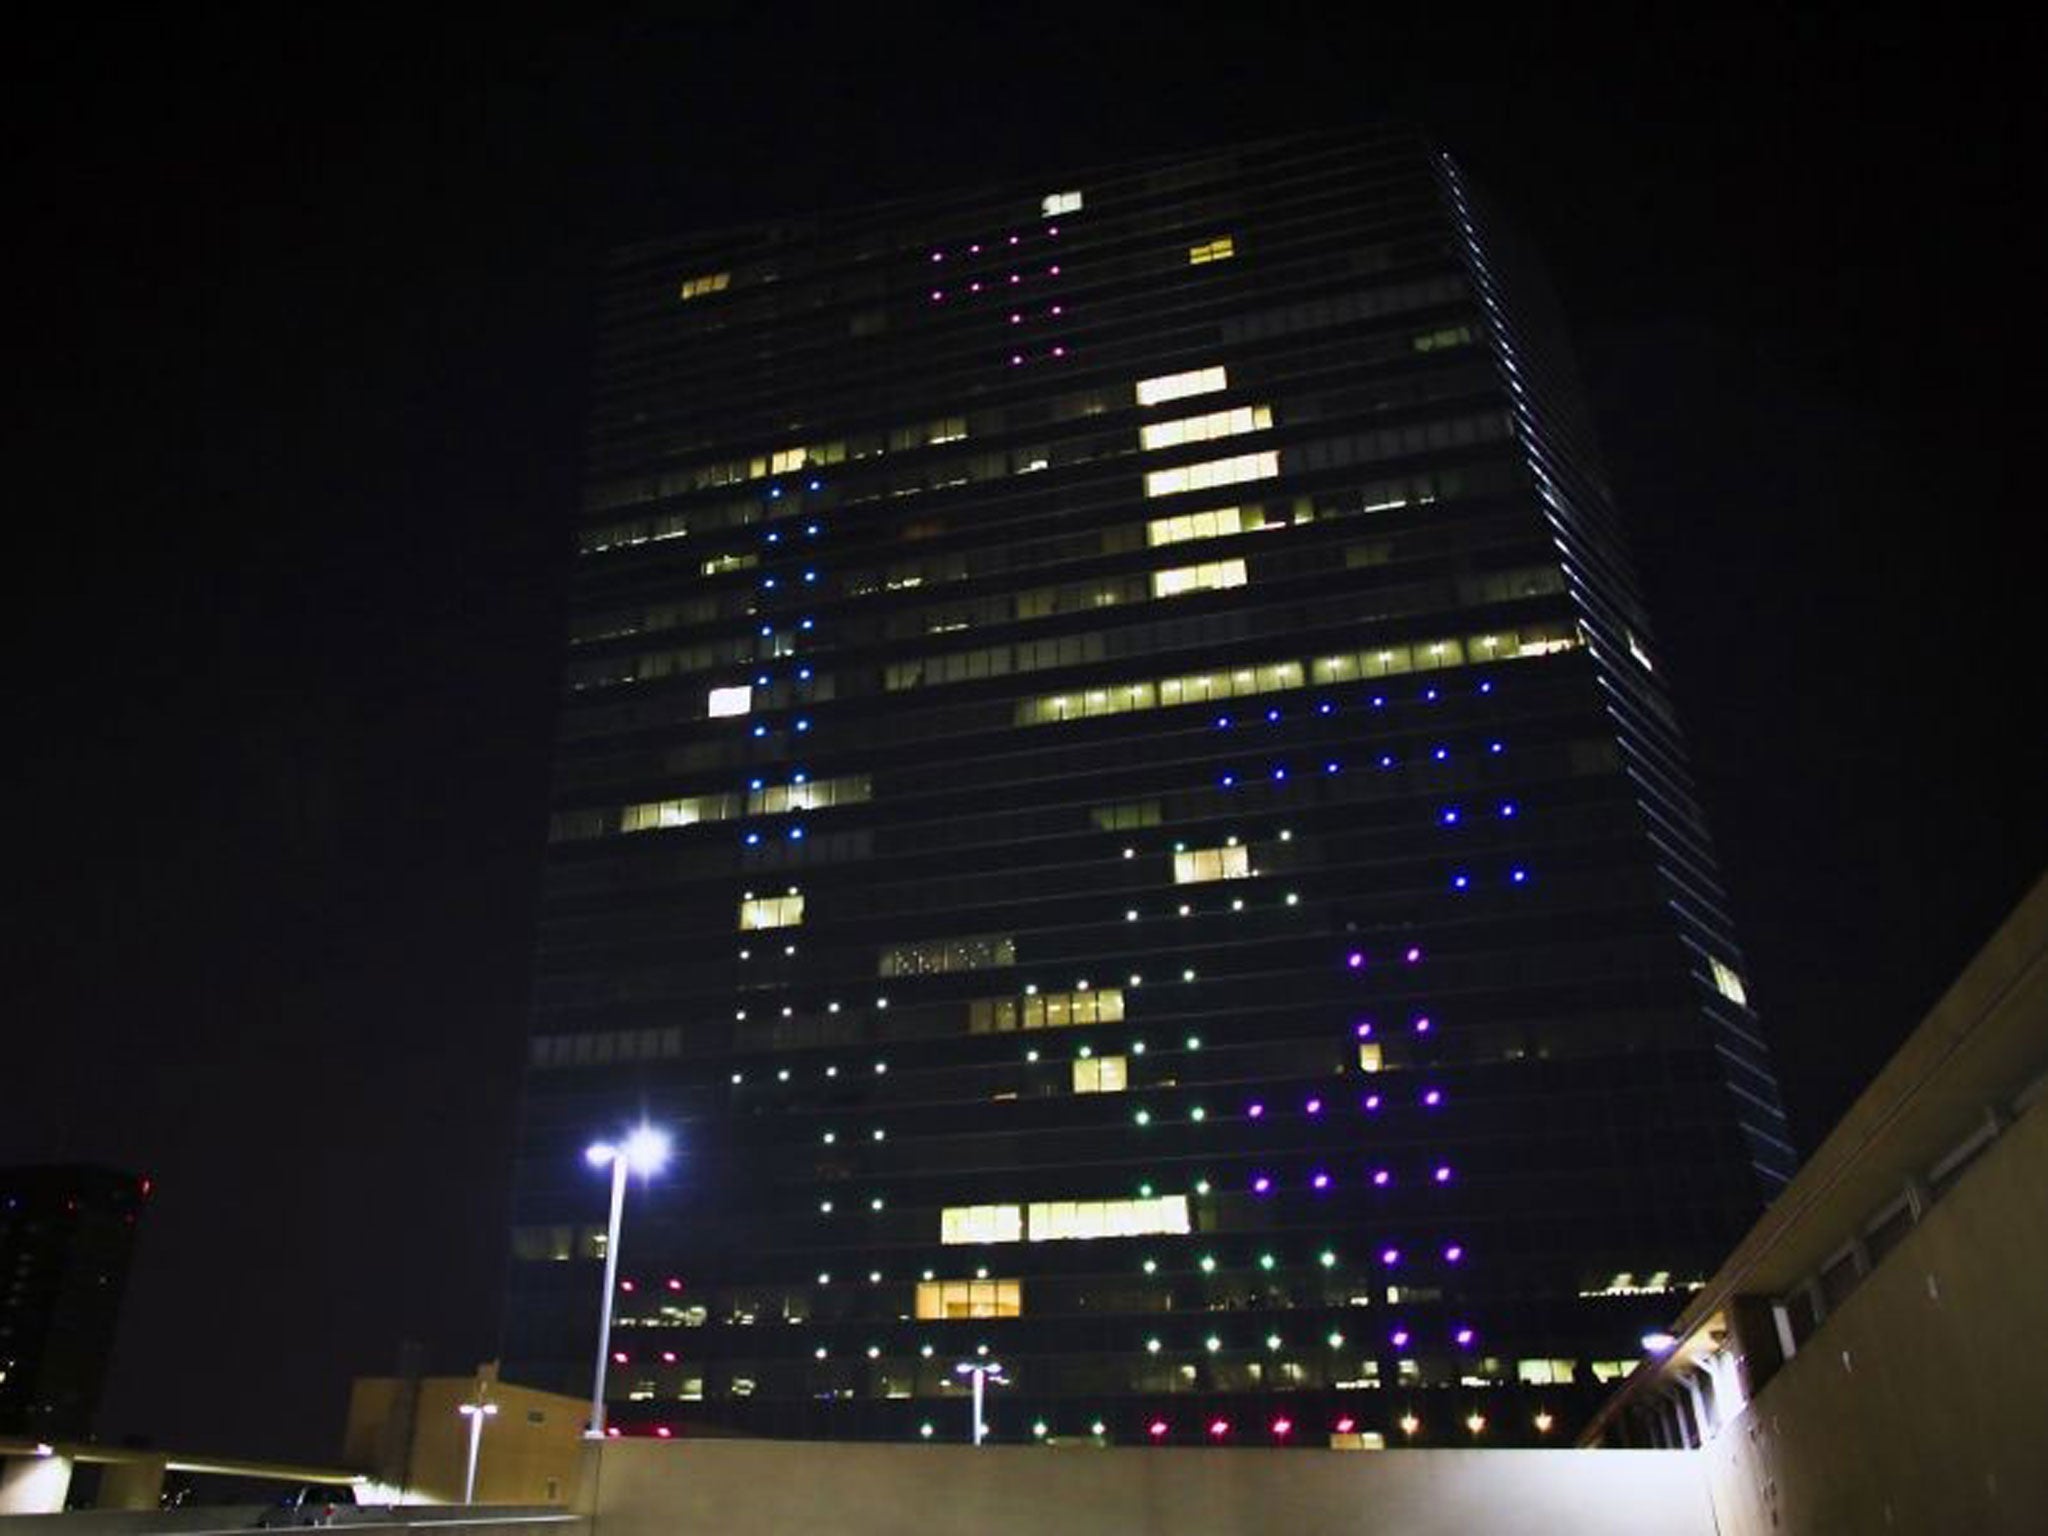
left=1710, top=959, right=1748, bottom=1005
left=1027, top=1195, right=1190, bottom=1241
left=1072, top=1055, right=1128, bottom=1094
left=1135, top=365, right=1229, bottom=407
left=915, top=1279, right=1022, bottom=1319
left=738, top=893, right=804, bottom=930
left=1358, top=1042, right=1383, bottom=1073
left=968, top=988, right=1124, bottom=1034
left=701, top=553, right=757, bottom=576
left=1188, top=236, right=1235, bottom=265
left=1090, top=801, right=1161, bottom=831
left=1147, top=507, right=1245, bottom=547
left=1144, top=451, right=1280, bottom=498
left=1152, top=558, right=1248, bottom=598
left=1516, top=1359, right=1578, bottom=1385
left=707, top=685, right=753, bottom=718
left=620, top=794, right=738, bottom=833
left=1042, top=190, right=1083, bottom=217
left=1140, top=406, right=1272, bottom=452
left=746, top=775, right=872, bottom=815
left=1174, top=844, right=1251, bottom=884
left=678, top=272, right=730, bottom=300
left=941, top=1204, right=1023, bottom=1245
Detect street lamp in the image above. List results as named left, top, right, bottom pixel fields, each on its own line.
left=952, top=1360, right=1007, bottom=1445
left=584, top=1125, right=671, bottom=1439
left=457, top=1398, right=498, bottom=1503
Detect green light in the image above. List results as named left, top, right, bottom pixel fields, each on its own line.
left=1194, top=1179, right=1211, bottom=1195
left=1138, top=1182, right=1154, bottom=1197
left=1142, top=1258, right=1158, bottom=1274
left=1078, top=1045, right=1093, bottom=1059
left=1326, top=1331, right=1345, bottom=1348
left=1258, top=1253, right=1276, bottom=1271
left=1091, top=1420, right=1107, bottom=1436
left=1199, top=1255, right=1217, bottom=1273
left=1033, top=1420, right=1048, bottom=1438
left=1185, top=1035, right=1202, bottom=1049
left=1205, top=1335, right=1221, bottom=1352
left=1190, top=1106, right=1206, bottom=1122
left=1266, top=1333, right=1282, bottom=1351
left=919, top=1422, right=934, bottom=1439
left=1134, top=1109, right=1151, bottom=1126
left=1319, top=1249, right=1337, bottom=1268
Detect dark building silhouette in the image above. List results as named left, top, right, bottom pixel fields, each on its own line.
left=0, top=1165, right=147, bottom=1439
left=503, top=127, right=1792, bottom=1446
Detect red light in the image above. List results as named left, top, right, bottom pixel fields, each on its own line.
left=1208, top=1418, right=1229, bottom=1438
left=620, top=1279, right=635, bottom=1292
left=612, top=1351, right=628, bottom=1364
left=666, top=1278, right=683, bottom=1291
left=140, top=1178, right=153, bottom=1197
left=605, top=1427, right=620, bottom=1438
left=1271, top=1417, right=1292, bottom=1437
left=1147, top=1419, right=1168, bottom=1439
left=655, top=1427, right=673, bottom=1439
left=1335, top=1417, right=1356, bottom=1434
left=660, top=1351, right=677, bottom=1364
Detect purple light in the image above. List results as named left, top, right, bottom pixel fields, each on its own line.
left=1455, top=1327, right=1475, bottom=1347
left=1009, top=272, right=1021, bottom=285
left=1311, top=1171, right=1330, bottom=1191
left=1434, top=1165, right=1452, bottom=1183
left=1252, top=1175, right=1272, bottom=1194
left=1362, top=1093, right=1382, bottom=1112
left=1215, top=713, right=1232, bottom=728
left=1380, top=1247, right=1400, bottom=1266
left=1372, top=1168, right=1390, bottom=1187
left=1148, top=1418, right=1167, bottom=1439
left=1390, top=1329, right=1410, bottom=1348
left=1305, top=1097, right=1324, bottom=1115
left=1208, top=1418, right=1230, bottom=1439
left=1414, top=1016, right=1432, bottom=1034
left=1009, top=234, right=1020, bottom=245
left=1010, top=355, right=1023, bottom=366
left=1248, top=1101, right=1265, bottom=1118
left=1271, top=1417, right=1293, bottom=1438
left=1422, top=1088, right=1443, bottom=1107
left=1347, top=952, right=1365, bottom=970
left=1444, top=1244, right=1464, bottom=1263
left=1405, top=946, right=1423, bottom=964
left=1010, top=312, right=1022, bottom=324
left=1317, top=701, right=1335, bottom=715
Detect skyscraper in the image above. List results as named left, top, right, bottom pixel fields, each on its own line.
left=503, top=127, right=1793, bottom=1447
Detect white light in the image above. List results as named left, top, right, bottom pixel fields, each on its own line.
left=1642, top=1332, right=1678, bottom=1354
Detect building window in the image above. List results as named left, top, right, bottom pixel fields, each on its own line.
left=708, top=685, right=753, bottom=718
left=1710, top=959, right=1749, bottom=1005
left=1188, top=236, right=1235, bottom=265
left=1144, top=451, right=1281, bottom=499
left=1073, top=1055, right=1128, bottom=1094
left=1152, top=558, right=1248, bottom=598
left=1042, top=190, right=1083, bottom=216
left=1027, top=1195, right=1190, bottom=1241
left=915, top=1279, right=1023, bottom=1319
left=679, top=272, right=730, bottom=299
left=1358, top=1042, right=1383, bottom=1073
left=619, top=794, right=739, bottom=833
left=1140, top=405, right=1272, bottom=452
left=1174, top=844, right=1251, bottom=884
left=747, top=775, right=873, bottom=815
left=1411, top=324, right=1471, bottom=352
left=879, top=934, right=1017, bottom=977
left=1516, top=1359, right=1577, bottom=1385
left=1147, top=506, right=1245, bottom=547
left=701, top=553, right=757, bottom=576
left=1136, top=365, right=1229, bottom=407
left=1090, top=801, right=1161, bottom=832
left=739, top=893, right=805, bottom=930
left=968, top=987, right=1124, bottom=1033
left=941, top=1204, right=1024, bottom=1245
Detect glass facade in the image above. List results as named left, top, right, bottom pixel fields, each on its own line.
left=503, top=128, right=1792, bottom=1448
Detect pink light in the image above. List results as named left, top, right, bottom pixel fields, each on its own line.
left=605, top=1427, right=620, bottom=1438
left=1010, top=355, right=1023, bottom=366
left=1363, top=1093, right=1382, bottom=1111
left=612, top=1351, right=628, bottom=1364
left=1391, top=1329, right=1411, bottom=1348
left=1347, top=952, right=1364, bottom=969
left=1271, top=1417, right=1293, bottom=1437
left=1444, top=1244, right=1464, bottom=1262
left=1306, top=1097, right=1323, bottom=1115
left=661, top=1350, right=677, bottom=1363
left=1052, top=346, right=1066, bottom=357
left=1010, top=312, right=1022, bottom=324
left=1380, top=1247, right=1400, bottom=1266
left=655, top=1426, right=673, bottom=1439
left=930, top=289, right=943, bottom=301
left=1047, top=225, right=1059, bottom=236
left=1311, top=1171, right=1330, bottom=1190
left=970, top=281, right=982, bottom=292
left=667, top=1277, right=682, bottom=1290
left=1372, top=1168, right=1390, bottom=1187
left=1009, top=273, right=1021, bottom=284
left=1414, top=1016, right=1432, bottom=1034
left=930, top=252, right=943, bottom=262
left=1009, top=234, right=1020, bottom=245
left=1050, top=304, right=1064, bottom=315
left=1148, top=1419, right=1168, bottom=1439
left=1208, top=1418, right=1229, bottom=1438
left=1405, top=946, right=1423, bottom=963
left=619, top=1279, right=635, bottom=1292
left=970, top=243, right=981, bottom=254
left=1335, top=1416, right=1357, bottom=1434
left=1049, top=264, right=1061, bottom=275
left=1354, top=1021, right=1374, bottom=1039
left=1455, top=1327, right=1475, bottom=1347
left=1248, top=1101, right=1265, bottom=1118
left=1434, top=1165, right=1452, bottom=1183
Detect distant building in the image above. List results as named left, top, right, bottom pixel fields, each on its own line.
left=1585, top=873, right=2048, bottom=1534
left=505, top=126, right=1793, bottom=1445
left=0, top=1165, right=146, bottom=1439
left=344, top=1362, right=584, bottom=1505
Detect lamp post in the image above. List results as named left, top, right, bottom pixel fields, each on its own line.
left=457, top=1398, right=497, bottom=1503
left=584, top=1125, right=671, bottom=1439
left=952, top=1360, right=1006, bottom=1445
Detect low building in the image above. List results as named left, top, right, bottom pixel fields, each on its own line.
left=1583, top=873, right=2048, bottom=1535
left=344, top=1362, right=585, bottom=1505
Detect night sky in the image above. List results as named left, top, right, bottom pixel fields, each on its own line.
left=8, top=8, right=2036, bottom=1464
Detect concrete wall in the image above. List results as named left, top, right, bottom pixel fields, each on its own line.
left=344, top=1377, right=585, bottom=1504
left=579, top=1438, right=1712, bottom=1536
left=1704, top=1095, right=2048, bottom=1535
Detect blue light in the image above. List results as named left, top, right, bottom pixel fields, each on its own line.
left=805, top=523, right=820, bottom=536
left=807, top=479, right=822, bottom=491
left=1324, top=760, right=1341, bottom=774
left=1317, top=701, right=1335, bottom=715
left=1432, top=746, right=1449, bottom=762
left=795, top=719, right=811, bottom=733
left=766, top=531, right=781, bottom=543
left=1272, top=766, right=1287, bottom=781
left=790, top=827, right=805, bottom=841
left=1215, top=714, right=1233, bottom=729
left=1478, top=680, right=1493, bottom=695
left=759, top=625, right=773, bottom=637
left=752, top=724, right=768, bottom=738
left=755, top=674, right=769, bottom=686
left=1451, top=873, right=1469, bottom=890
left=1488, top=741, right=1505, bottom=755
left=1498, top=801, right=1517, bottom=818
left=762, top=577, right=777, bottom=589
left=1423, top=687, right=1439, bottom=703
left=1379, top=754, right=1396, bottom=770
left=749, top=778, right=764, bottom=791
left=1440, top=807, right=1460, bottom=826
left=1370, top=695, right=1387, bottom=709
left=798, top=667, right=813, bottom=680
left=800, top=618, right=815, bottom=630
left=803, top=571, right=817, bottom=583
left=769, top=487, right=783, bottom=499
left=1220, top=773, right=1237, bottom=788
left=1265, top=708, right=1281, bottom=723
left=1511, top=868, right=1529, bottom=884
left=744, top=832, right=761, bottom=846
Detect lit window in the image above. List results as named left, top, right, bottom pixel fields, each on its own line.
left=619, top=794, right=739, bottom=833
left=1090, top=801, right=1161, bottom=831
left=747, top=775, right=873, bottom=815
left=1358, top=1042, right=1383, bottom=1073
left=738, top=893, right=805, bottom=930
left=1144, top=451, right=1280, bottom=499
left=941, top=1204, right=1023, bottom=1245
left=1073, top=1055, right=1128, bottom=1094
left=1152, top=558, right=1248, bottom=598
left=879, top=934, right=1016, bottom=978
left=1589, top=1361, right=1639, bottom=1384
left=1147, top=506, right=1245, bottom=547
left=1140, top=405, right=1272, bottom=452
left=1188, top=236, right=1235, bottom=265
left=1174, top=845, right=1251, bottom=884
left=915, top=1279, right=1023, bottom=1319
left=968, top=988, right=1124, bottom=1033
left=1027, top=1195, right=1190, bottom=1241
left=1135, top=366, right=1229, bottom=407
left=701, top=553, right=757, bottom=576
left=1710, top=959, right=1748, bottom=1005
left=707, top=685, right=753, bottom=718
left=1042, top=190, right=1083, bottom=217
left=678, top=272, right=730, bottom=300
left=1410, top=324, right=1471, bottom=353
left=1516, top=1359, right=1578, bottom=1385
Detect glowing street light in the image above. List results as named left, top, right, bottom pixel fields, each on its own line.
left=457, top=1397, right=498, bottom=1503
left=953, top=1359, right=1007, bottom=1445
left=584, top=1125, right=671, bottom=1438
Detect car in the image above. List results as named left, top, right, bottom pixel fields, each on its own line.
left=254, top=1485, right=358, bottom=1528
